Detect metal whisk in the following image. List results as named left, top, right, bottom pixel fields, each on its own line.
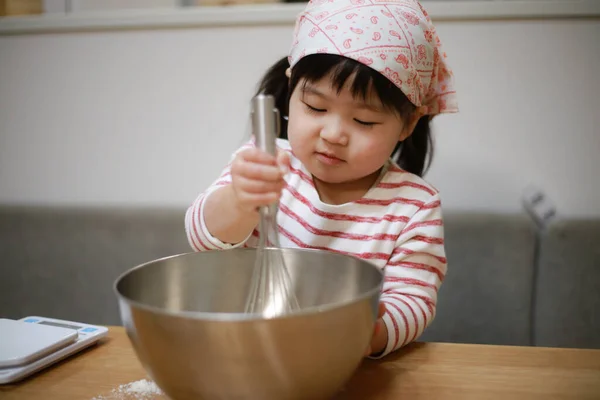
left=244, top=94, right=301, bottom=318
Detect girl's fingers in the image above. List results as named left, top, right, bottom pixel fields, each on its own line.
left=232, top=157, right=283, bottom=182
left=229, top=147, right=288, bottom=212
left=234, top=176, right=285, bottom=195
left=277, top=150, right=291, bottom=175
left=234, top=191, right=280, bottom=210
left=240, top=148, right=278, bottom=165
left=374, top=319, right=385, bottom=335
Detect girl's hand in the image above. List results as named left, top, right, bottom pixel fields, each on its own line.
left=365, top=302, right=388, bottom=357
left=230, top=147, right=290, bottom=213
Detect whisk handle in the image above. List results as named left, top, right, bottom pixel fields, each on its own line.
left=251, top=93, right=282, bottom=247
left=251, top=94, right=280, bottom=157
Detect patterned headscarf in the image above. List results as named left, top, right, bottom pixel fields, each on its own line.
left=288, top=0, right=458, bottom=116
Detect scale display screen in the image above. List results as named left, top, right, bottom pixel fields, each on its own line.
left=38, top=321, right=83, bottom=330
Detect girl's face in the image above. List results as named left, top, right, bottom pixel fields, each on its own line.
left=287, top=72, right=418, bottom=203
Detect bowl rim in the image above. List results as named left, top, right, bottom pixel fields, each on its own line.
left=113, top=247, right=384, bottom=322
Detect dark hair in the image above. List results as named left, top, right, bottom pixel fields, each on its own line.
left=254, top=54, right=433, bottom=177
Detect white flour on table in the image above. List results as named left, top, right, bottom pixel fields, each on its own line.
left=92, top=378, right=163, bottom=399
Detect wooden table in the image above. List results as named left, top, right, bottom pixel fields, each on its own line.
left=1, top=327, right=599, bottom=400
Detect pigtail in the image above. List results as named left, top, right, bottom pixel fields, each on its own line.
left=254, top=56, right=291, bottom=140
left=395, top=116, right=433, bottom=178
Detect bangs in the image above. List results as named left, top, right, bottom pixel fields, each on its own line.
left=289, top=54, right=414, bottom=116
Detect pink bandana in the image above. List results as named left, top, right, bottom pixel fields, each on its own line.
left=288, top=0, right=458, bottom=116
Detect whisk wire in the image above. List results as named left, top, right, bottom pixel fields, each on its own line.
left=244, top=93, right=301, bottom=318
left=245, top=203, right=300, bottom=317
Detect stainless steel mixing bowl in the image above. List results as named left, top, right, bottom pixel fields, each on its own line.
left=114, top=247, right=384, bottom=400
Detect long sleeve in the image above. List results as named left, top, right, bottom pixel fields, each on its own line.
left=184, top=139, right=255, bottom=252
left=372, top=192, right=447, bottom=358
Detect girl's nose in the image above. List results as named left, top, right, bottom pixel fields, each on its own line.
left=320, top=119, right=349, bottom=146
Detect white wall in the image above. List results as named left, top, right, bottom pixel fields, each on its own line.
left=1, top=18, right=599, bottom=217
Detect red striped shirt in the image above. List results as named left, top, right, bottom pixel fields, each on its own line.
left=184, top=138, right=447, bottom=359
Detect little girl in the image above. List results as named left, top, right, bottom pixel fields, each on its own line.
left=185, top=0, right=457, bottom=359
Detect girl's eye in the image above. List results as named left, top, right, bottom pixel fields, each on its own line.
left=303, top=102, right=326, bottom=113
left=355, top=119, right=377, bottom=126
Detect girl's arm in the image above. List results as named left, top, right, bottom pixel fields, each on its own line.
left=185, top=138, right=289, bottom=250
left=202, top=185, right=259, bottom=245
left=369, top=192, right=447, bottom=359
left=185, top=139, right=256, bottom=251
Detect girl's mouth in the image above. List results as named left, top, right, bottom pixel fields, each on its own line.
left=315, top=152, right=344, bottom=166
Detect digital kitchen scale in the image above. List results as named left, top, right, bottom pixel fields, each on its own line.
left=0, top=316, right=108, bottom=384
